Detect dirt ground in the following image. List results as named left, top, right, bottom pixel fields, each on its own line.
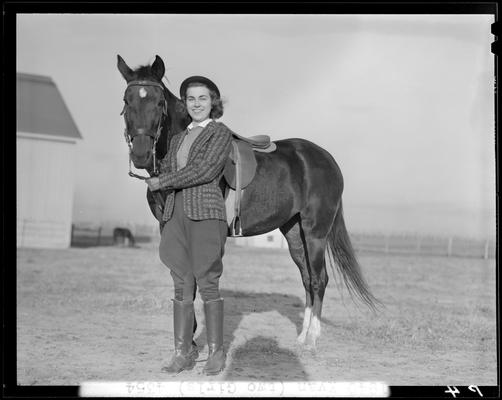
left=17, top=241, right=497, bottom=386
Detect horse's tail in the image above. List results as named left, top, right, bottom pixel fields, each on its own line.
left=326, top=201, right=381, bottom=312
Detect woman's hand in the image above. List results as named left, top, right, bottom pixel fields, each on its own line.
left=146, top=177, right=161, bottom=192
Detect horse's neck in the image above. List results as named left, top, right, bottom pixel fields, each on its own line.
left=152, top=88, right=186, bottom=167
left=163, top=87, right=184, bottom=128
left=148, top=89, right=184, bottom=167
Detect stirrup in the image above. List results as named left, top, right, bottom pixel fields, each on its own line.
left=230, top=216, right=243, bottom=237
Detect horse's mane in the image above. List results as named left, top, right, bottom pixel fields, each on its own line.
left=133, top=65, right=178, bottom=104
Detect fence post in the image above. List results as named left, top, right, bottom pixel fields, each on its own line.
left=484, top=240, right=489, bottom=260
left=447, top=237, right=453, bottom=257
left=97, top=226, right=102, bottom=246
left=21, top=219, right=26, bottom=248
left=71, top=224, right=75, bottom=246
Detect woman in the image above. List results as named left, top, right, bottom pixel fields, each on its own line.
left=146, top=76, right=232, bottom=376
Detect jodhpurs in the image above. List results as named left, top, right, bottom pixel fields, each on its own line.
left=159, top=191, right=228, bottom=302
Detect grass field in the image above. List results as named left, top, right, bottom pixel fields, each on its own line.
left=16, top=242, right=497, bottom=385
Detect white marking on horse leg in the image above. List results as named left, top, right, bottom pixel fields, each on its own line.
left=305, top=315, right=321, bottom=347
left=297, top=307, right=312, bottom=344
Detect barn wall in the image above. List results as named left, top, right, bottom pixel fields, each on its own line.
left=17, top=134, right=76, bottom=248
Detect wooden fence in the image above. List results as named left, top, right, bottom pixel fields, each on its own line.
left=229, top=231, right=495, bottom=259
left=70, top=224, right=154, bottom=248
left=69, top=223, right=495, bottom=259
left=350, top=234, right=495, bottom=259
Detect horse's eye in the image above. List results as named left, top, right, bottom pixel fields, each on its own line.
left=158, top=101, right=164, bottom=107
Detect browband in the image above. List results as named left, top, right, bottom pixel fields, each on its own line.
left=126, top=80, right=164, bottom=90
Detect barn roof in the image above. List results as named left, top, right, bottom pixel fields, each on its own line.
left=17, top=73, right=82, bottom=139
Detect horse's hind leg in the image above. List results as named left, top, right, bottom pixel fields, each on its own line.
left=304, top=237, right=329, bottom=347
left=300, top=219, right=331, bottom=348
left=280, top=217, right=313, bottom=344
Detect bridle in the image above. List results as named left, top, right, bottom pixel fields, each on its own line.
left=121, top=80, right=168, bottom=180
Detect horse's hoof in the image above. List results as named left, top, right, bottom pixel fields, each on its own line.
left=296, top=332, right=307, bottom=344
left=304, top=334, right=318, bottom=349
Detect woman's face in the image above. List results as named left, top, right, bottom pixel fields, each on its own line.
left=185, top=85, right=212, bottom=123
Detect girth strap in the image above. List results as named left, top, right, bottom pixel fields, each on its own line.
left=230, top=141, right=243, bottom=237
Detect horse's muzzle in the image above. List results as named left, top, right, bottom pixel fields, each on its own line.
left=129, top=134, right=155, bottom=168
left=130, top=151, right=153, bottom=169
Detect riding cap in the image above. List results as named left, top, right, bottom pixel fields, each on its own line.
left=180, top=76, right=220, bottom=98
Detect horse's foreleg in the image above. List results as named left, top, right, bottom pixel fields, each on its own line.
left=280, top=220, right=313, bottom=344
left=190, top=277, right=198, bottom=337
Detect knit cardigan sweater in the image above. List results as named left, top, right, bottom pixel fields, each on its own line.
left=158, top=120, right=232, bottom=221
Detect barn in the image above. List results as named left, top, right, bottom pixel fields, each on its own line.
left=17, top=73, right=82, bottom=248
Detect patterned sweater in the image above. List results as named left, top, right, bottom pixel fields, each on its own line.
left=158, top=120, right=232, bottom=221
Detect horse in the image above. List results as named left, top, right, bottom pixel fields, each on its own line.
left=117, top=54, right=380, bottom=347
left=113, top=227, right=136, bottom=247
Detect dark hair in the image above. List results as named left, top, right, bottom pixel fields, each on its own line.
left=176, top=82, right=224, bottom=120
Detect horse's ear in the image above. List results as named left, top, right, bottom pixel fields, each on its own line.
left=117, top=54, right=134, bottom=81
left=151, top=55, right=165, bottom=81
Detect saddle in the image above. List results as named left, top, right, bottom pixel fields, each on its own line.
left=224, top=132, right=276, bottom=237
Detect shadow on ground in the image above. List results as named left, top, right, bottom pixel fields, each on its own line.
left=224, top=336, right=308, bottom=380
left=191, top=289, right=311, bottom=380
left=222, top=289, right=306, bottom=336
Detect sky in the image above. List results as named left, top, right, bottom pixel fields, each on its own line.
left=16, top=14, right=496, bottom=238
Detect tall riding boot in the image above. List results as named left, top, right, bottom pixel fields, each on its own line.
left=202, top=298, right=226, bottom=375
left=161, top=299, right=199, bottom=373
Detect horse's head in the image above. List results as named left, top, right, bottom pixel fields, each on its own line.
left=117, top=54, right=168, bottom=171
